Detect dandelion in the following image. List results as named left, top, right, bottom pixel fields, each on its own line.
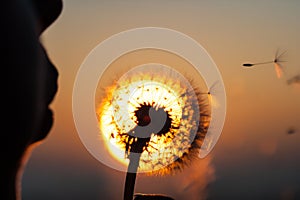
left=97, top=64, right=211, bottom=200
left=243, top=49, right=287, bottom=78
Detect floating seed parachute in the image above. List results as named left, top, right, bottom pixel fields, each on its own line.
left=243, top=49, right=287, bottom=78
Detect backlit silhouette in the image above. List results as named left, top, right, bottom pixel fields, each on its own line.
left=97, top=67, right=210, bottom=200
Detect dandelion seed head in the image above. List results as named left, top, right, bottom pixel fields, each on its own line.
left=97, top=64, right=210, bottom=174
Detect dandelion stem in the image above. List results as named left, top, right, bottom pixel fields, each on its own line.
left=124, top=153, right=141, bottom=200
left=122, top=105, right=169, bottom=200
left=124, top=172, right=136, bottom=200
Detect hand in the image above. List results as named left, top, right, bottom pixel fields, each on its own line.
left=134, top=193, right=175, bottom=200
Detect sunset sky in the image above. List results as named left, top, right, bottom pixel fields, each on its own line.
left=22, top=1, right=300, bottom=199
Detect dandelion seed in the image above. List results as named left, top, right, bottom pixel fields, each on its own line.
left=243, top=48, right=287, bottom=78
left=200, top=81, right=220, bottom=108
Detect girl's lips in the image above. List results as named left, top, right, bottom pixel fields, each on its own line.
left=44, top=47, right=59, bottom=105
left=32, top=45, right=58, bottom=143
left=42, top=56, right=58, bottom=139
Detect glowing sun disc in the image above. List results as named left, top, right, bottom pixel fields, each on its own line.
left=98, top=63, right=201, bottom=173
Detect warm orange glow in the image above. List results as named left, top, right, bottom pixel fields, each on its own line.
left=97, top=67, right=205, bottom=173
left=274, top=63, right=283, bottom=79
left=208, top=94, right=219, bottom=108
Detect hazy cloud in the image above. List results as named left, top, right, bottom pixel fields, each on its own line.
left=287, top=75, right=300, bottom=85
left=134, top=155, right=215, bottom=200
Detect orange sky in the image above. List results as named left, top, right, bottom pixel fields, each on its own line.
left=23, top=1, right=300, bottom=199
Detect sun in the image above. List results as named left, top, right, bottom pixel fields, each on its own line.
left=96, top=64, right=210, bottom=174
